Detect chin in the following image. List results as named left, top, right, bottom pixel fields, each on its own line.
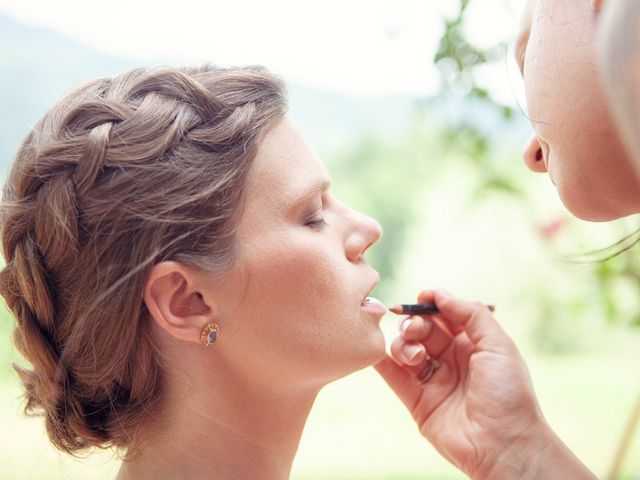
left=560, top=189, right=633, bottom=222
left=357, top=328, right=387, bottom=366
left=328, top=329, right=386, bottom=383
left=569, top=207, right=619, bottom=222
left=566, top=201, right=636, bottom=222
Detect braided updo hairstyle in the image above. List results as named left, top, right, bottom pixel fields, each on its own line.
left=0, top=65, right=287, bottom=454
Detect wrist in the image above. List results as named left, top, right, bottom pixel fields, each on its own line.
left=474, top=420, right=596, bottom=480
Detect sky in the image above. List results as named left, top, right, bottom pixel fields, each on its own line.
left=0, top=0, right=526, bottom=100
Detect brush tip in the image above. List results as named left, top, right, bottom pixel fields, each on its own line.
left=388, top=304, right=403, bottom=314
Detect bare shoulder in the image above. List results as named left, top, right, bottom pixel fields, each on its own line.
left=598, top=0, right=640, bottom=164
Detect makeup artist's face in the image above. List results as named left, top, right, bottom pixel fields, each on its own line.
left=516, top=0, right=640, bottom=221
left=212, top=117, right=385, bottom=388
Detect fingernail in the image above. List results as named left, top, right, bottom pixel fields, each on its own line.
left=401, top=318, right=412, bottom=334
left=402, top=343, right=423, bottom=361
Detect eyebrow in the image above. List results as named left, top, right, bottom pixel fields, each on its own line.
left=292, top=178, right=331, bottom=208
left=301, top=179, right=330, bottom=200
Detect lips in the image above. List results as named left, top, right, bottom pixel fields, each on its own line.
left=360, top=296, right=387, bottom=316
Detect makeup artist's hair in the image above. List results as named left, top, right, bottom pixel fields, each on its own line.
left=0, top=65, right=287, bottom=454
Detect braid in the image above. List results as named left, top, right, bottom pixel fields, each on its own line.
left=0, top=64, right=287, bottom=454
left=126, top=68, right=230, bottom=120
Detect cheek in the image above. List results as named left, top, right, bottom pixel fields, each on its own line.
left=524, top=9, right=626, bottom=177
left=552, top=136, right=640, bottom=221
left=241, top=235, right=352, bottom=321
left=524, top=39, right=576, bottom=133
left=524, top=3, right=597, bottom=132
left=225, top=232, right=385, bottom=382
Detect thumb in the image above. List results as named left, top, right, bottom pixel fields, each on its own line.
left=374, top=355, right=423, bottom=411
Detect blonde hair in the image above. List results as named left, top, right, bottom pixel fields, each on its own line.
left=0, top=65, right=287, bottom=454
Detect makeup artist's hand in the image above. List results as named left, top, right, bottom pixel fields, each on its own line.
left=374, top=289, right=595, bottom=480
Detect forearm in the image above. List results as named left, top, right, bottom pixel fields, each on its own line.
left=477, top=422, right=596, bottom=480
left=598, top=0, right=640, bottom=167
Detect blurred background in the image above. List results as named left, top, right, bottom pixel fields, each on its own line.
left=1, top=0, right=640, bottom=478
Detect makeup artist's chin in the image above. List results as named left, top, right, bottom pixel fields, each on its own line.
left=558, top=186, right=633, bottom=222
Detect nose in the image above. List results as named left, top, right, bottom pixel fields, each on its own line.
left=345, top=210, right=383, bottom=262
left=523, top=134, right=547, bottom=173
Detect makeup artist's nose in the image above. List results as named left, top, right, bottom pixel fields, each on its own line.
left=523, top=134, right=547, bottom=173
left=345, top=212, right=382, bottom=262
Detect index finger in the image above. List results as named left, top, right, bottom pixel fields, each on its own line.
left=418, top=289, right=510, bottom=352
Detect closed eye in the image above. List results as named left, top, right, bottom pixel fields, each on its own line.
left=305, top=217, right=326, bottom=229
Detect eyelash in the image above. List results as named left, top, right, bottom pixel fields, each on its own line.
left=305, top=205, right=326, bottom=229
left=305, top=216, right=326, bottom=230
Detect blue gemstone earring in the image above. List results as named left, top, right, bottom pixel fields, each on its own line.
left=200, top=322, right=220, bottom=346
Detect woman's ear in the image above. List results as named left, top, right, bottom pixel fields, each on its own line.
left=144, top=261, right=216, bottom=344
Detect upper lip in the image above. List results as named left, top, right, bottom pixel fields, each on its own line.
left=361, top=271, right=380, bottom=303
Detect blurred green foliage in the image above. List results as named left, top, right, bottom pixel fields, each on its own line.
left=328, top=118, right=442, bottom=299
left=433, top=0, right=520, bottom=197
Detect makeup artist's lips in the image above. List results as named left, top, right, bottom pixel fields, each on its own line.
left=539, top=139, right=554, bottom=184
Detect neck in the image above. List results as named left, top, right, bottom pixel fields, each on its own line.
left=116, top=351, right=319, bottom=480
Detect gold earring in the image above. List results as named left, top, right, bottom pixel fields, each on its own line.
left=200, top=322, right=220, bottom=346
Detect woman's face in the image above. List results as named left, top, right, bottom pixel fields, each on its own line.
left=210, top=117, right=385, bottom=389
left=516, top=0, right=640, bottom=221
